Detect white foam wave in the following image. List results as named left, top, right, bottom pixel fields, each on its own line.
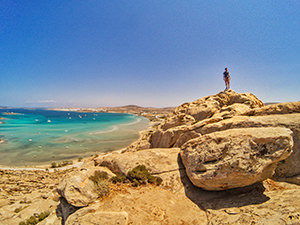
left=89, top=126, right=119, bottom=135
left=120, top=117, right=143, bottom=127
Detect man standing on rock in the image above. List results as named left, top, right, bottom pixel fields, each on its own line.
left=223, top=68, right=231, bottom=89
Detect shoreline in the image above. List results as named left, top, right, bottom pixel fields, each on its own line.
left=0, top=107, right=169, bottom=171
left=0, top=119, right=155, bottom=172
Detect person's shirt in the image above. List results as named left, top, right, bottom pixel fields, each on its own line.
left=223, top=71, right=229, bottom=78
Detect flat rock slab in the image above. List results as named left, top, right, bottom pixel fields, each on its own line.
left=66, top=210, right=128, bottom=225
left=180, top=127, right=293, bottom=191
left=72, top=185, right=207, bottom=225
left=95, top=148, right=182, bottom=175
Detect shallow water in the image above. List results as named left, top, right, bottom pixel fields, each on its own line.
left=0, top=109, right=148, bottom=166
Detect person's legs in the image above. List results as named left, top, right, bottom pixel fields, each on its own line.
left=227, top=79, right=230, bottom=88
left=225, top=78, right=230, bottom=89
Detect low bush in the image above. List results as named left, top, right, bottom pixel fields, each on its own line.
left=89, top=171, right=110, bottom=198
left=18, top=211, right=50, bottom=225
left=14, top=206, right=28, bottom=213
left=110, top=174, right=127, bottom=184
left=110, top=165, right=163, bottom=187
left=50, top=160, right=73, bottom=168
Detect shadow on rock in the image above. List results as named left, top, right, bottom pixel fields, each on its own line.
left=177, top=155, right=270, bottom=210
left=56, top=197, right=81, bottom=225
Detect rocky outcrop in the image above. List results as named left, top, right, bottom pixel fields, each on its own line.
left=193, top=114, right=300, bottom=179
left=174, top=90, right=263, bottom=121
left=180, top=127, right=293, bottom=190
left=148, top=90, right=265, bottom=149
left=95, top=148, right=184, bottom=192
left=95, top=148, right=181, bottom=175
left=57, top=167, right=115, bottom=207
left=128, top=89, right=300, bottom=190
left=243, top=101, right=300, bottom=116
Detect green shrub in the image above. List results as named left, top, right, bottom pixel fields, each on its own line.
left=18, top=211, right=50, bottom=225
left=127, top=165, right=163, bottom=186
left=89, top=171, right=110, bottom=198
left=14, top=206, right=28, bottom=213
left=37, top=211, right=50, bottom=221
left=110, top=174, right=127, bottom=183
left=60, top=160, right=73, bottom=167
left=50, top=160, right=73, bottom=168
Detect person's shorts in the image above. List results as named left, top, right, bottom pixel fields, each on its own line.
left=225, top=77, right=230, bottom=82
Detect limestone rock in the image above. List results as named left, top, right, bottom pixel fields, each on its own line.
left=244, top=101, right=300, bottom=116
left=150, top=127, right=186, bottom=148
left=173, top=130, right=201, bottom=147
left=95, top=148, right=181, bottom=175
left=57, top=167, right=115, bottom=207
left=204, top=180, right=300, bottom=225
left=195, top=114, right=300, bottom=178
left=174, top=89, right=264, bottom=121
left=95, top=148, right=183, bottom=191
left=180, top=127, right=293, bottom=191
left=66, top=208, right=128, bottom=225
left=147, top=90, right=264, bottom=150
left=160, top=114, right=195, bottom=131
left=74, top=185, right=207, bottom=225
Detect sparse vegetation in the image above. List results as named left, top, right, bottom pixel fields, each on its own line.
left=18, top=211, right=50, bottom=225
left=110, top=165, right=162, bottom=187
left=110, top=174, right=127, bottom=183
left=14, top=206, right=28, bottom=213
left=50, top=160, right=73, bottom=168
left=89, top=171, right=110, bottom=198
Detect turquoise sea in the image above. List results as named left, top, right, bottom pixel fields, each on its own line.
left=0, top=109, right=149, bottom=167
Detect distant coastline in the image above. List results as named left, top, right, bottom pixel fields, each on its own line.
left=49, top=105, right=175, bottom=122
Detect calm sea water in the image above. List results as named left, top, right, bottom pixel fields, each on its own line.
left=0, top=109, right=148, bottom=166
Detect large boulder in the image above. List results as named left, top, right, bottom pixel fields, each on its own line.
left=195, top=113, right=300, bottom=178
left=57, top=167, right=115, bottom=207
left=95, top=148, right=181, bottom=175
left=94, top=148, right=184, bottom=192
left=180, top=127, right=294, bottom=191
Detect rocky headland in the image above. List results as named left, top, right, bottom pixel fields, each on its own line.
left=1, top=89, right=300, bottom=224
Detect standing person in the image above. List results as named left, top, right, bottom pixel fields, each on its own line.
left=223, top=68, right=231, bottom=89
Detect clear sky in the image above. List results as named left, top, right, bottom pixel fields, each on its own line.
left=1, top=1, right=299, bottom=107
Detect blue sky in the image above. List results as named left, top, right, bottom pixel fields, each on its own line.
left=0, top=1, right=299, bottom=107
